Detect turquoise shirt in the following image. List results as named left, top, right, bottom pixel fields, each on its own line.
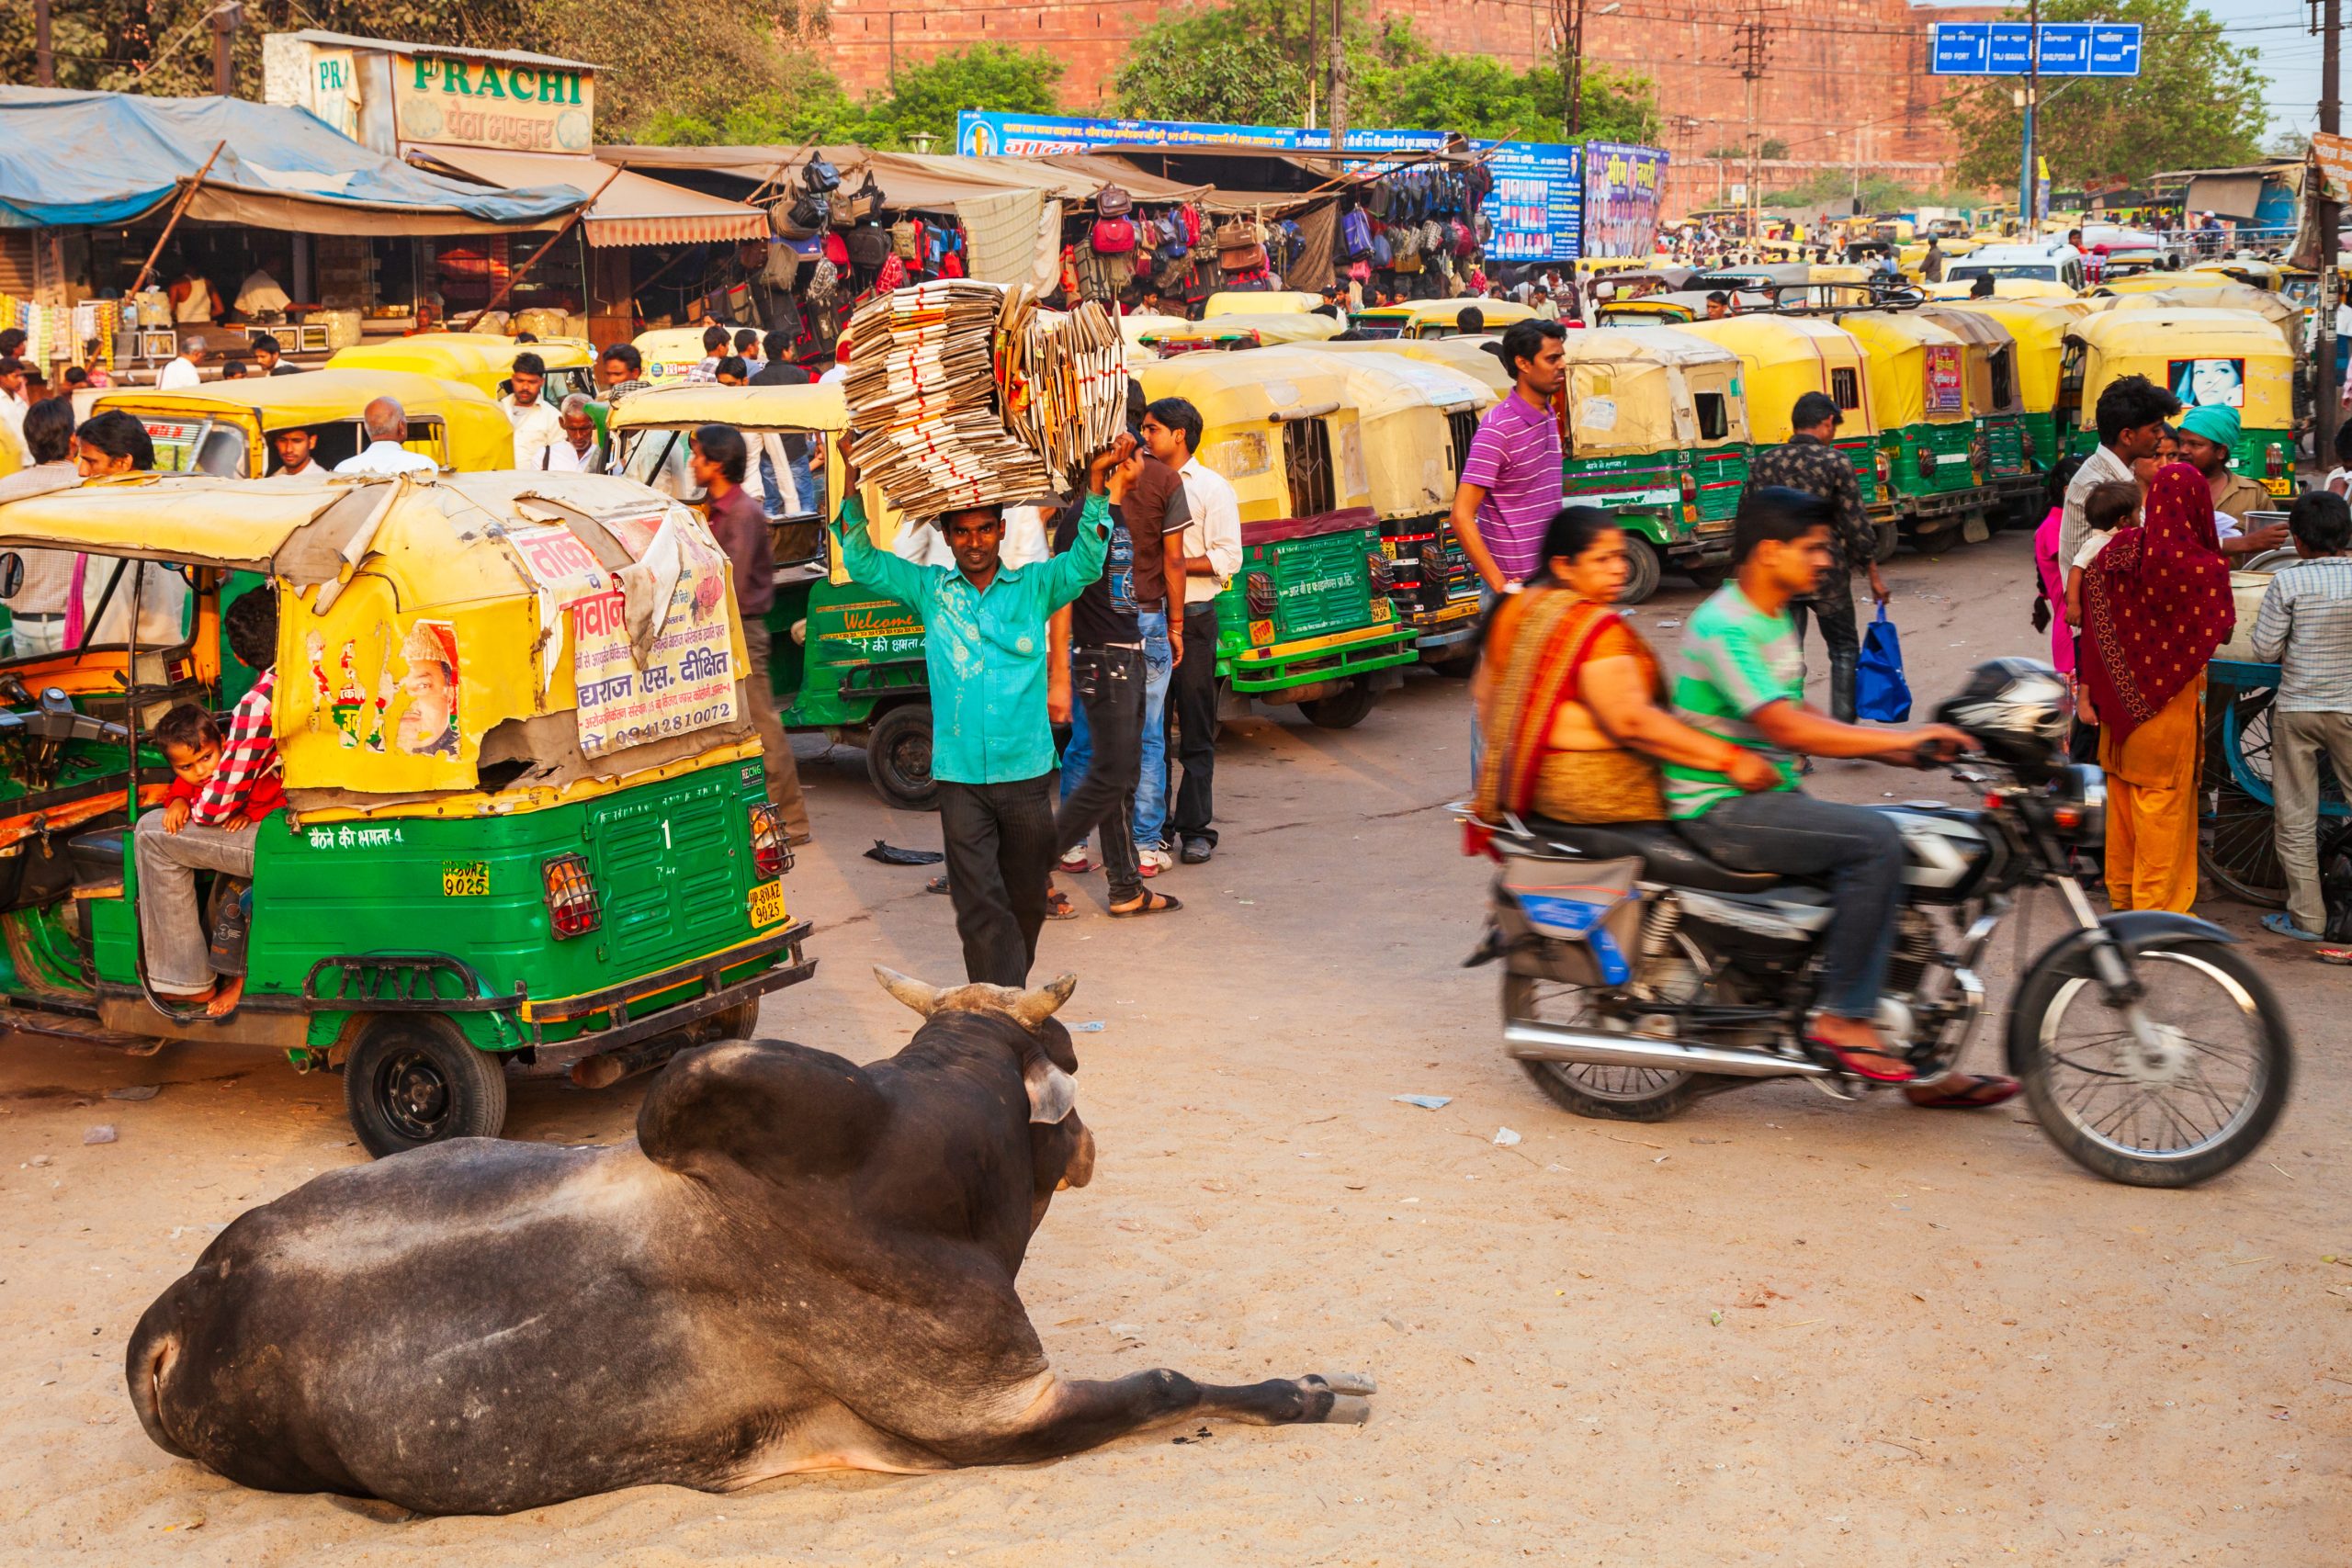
left=834, top=495, right=1111, bottom=785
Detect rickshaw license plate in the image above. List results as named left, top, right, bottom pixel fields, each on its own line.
left=441, top=861, right=490, bottom=897
left=748, top=879, right=786, bottom=928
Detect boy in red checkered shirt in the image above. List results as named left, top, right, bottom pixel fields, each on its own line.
left=134, top=591, right=281, bottom=1017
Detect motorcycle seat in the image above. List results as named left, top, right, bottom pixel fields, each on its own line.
left=1521, top=818, right=1783, bottom=894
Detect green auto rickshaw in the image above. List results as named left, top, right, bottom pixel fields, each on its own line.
left=0, top=469, right=813, bottom=1156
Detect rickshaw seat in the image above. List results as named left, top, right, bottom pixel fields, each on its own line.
left=67, top=827, right=127, bottom=892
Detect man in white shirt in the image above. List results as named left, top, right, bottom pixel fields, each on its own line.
left=234, top=267, right=291, bottom=319
left=263, top=426, right=327, bottom=484
left=334, top=398, right=439, bottom=477
left=157, top=335, right=209, bottom=391
left=539, top=394, right=606, bottom=473
left=500, top=351, right=562, bottom=468
left=0, top=399, right=85, bottom=654
left=0, top=356, right=30, bottom=469
left=2060, top=374, right=2180, bottom=569
left=1140, top=394, right=1242, bottom=864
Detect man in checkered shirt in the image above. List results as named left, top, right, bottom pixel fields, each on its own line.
left=1745, top=391, right=1891, bottom=723
left=131, top=590, right=283, bottom=1017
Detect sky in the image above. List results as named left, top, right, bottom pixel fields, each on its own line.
left=1918, top=0, right=2326, bottom=146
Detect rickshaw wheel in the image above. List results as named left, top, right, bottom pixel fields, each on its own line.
left=865, top=702, right=939, bottom=812
left=1872, top=521, right=1899, bottom=563
left=1617, top=540, right=1663, bottom=605
left=344, top=1015, right=508, bottom=1158
left=1302, top=682, right=1377, bottom=729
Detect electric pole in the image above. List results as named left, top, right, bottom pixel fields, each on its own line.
left=34, top=0, right=52, bottom=87
left=1736, top=6, right=1771, bottom=244
left=2019, top=0, right=2041, bottom=233
left=1559, top=0, right=1588, bottom=139
left=1327, top=0, right=1348, bottom=152
left=2320, top=0, right=2342, bottom=473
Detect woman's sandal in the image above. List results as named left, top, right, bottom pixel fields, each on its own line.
left=1904, top=1073, right=2021, bottom=1110
left=1045, top=887, right=1080, bottom=920
left=1107, top=890, right=1182, bottom=919
left=1805, top=1033, right=1917, bottom=1083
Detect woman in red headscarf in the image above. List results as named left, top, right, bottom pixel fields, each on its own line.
left=2077, top=461, right=2235, bottom=911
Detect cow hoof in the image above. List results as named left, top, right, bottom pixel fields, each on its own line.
left=1326, top=1394, right=1373, bottom=1425
left=1322, top=1371, right=1377, bottom=1396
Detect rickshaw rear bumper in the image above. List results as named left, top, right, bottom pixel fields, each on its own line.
left=512, top=922, right=815, bottom=1064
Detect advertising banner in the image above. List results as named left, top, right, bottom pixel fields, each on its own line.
left=569, top=531, right=740, bottom=760
left=1926, top=344, right=1966, bottom=414
left=957, top=111, right=1627, bottom=264
left=1581, top=142, right=1668, bottom=259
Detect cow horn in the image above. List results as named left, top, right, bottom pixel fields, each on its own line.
left=873, top=966, right=939, bottom=1018
left=1010, top=973, right=1078, bottom=1030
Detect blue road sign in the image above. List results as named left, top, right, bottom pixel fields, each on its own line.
left=1928, top=20, right=2142, bottom=76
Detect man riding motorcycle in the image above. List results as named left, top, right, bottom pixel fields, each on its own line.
left=1665, top=484, right=2020, bottom=1108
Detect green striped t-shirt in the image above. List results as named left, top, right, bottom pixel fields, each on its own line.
left=1663, top=585, right=1805, bottom=818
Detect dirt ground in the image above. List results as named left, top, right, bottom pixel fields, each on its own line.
left=3, top=530, right=2345, bottom=1565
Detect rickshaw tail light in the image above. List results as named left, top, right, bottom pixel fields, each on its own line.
left=1244, top=570, right=1277, bottom=619
left=2020, top=428, right=2037, bottom=460
left=1366, top=551, right=1393, bottom=596
left=749, top=802, right=792, bottom=880
left=2266, top=443, right=2286, bottom=477
left=542, top=852, right=602, bottom=940
left=1916, top=446, right=1936, bottom=479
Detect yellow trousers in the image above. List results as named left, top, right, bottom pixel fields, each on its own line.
left=2099, top=673, right=2203, bottom=914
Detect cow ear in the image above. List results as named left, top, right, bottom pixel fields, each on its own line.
left=1009, top=972, right=1078, bottom=1032
left=874, top=965, right=939, bottom=1017
left=1023, top=1049, right=1078, bottom=1125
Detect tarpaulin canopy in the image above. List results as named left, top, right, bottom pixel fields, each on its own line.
left=411, top=146, right=765, bottom=247
left=0, top=85, right=587, bottom=234
left=593, top=144, right=1205, bottom=211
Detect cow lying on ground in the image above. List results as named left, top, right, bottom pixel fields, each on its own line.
left=125, top=968, right=1373, bottom=1515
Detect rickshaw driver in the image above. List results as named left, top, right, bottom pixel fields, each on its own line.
left=265, top=425, right=324, bottom=483
left=130, top=591, right=284, bottom=1017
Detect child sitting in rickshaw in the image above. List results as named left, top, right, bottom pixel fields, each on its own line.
left=132, top=591, right=282, bottom=1018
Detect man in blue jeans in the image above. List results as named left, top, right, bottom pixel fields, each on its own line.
left=1668, top=486, right=2014, bottom=1108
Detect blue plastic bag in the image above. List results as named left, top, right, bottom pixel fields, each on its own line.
left=1856, top=603, right=1912, bottom=722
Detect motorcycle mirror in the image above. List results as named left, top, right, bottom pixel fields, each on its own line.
left=0, top=552, right=22, bottom=601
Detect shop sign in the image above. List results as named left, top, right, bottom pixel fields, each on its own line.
left=393, top=51, right=594, bottom=152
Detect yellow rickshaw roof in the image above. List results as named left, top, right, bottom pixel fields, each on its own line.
left=2096, top=288, right=2300, bottom=350
left=1560, top=324, right=1745, bottom=371
left=2068, top=307, right=2295, bottom=361
left=1941, top=299, right=2091, bottom=345
left=1317, top=336, right=1513, bottom=397
left=1296, top=346, right=1493, bottom=420
left=1355, top=297, right=1537, bottom=327
left=1135, top=348, right=1356, bottom=423
left=93, top=367, right=498, bottom=429
left=0, top=469, right=683, bottom=586
left=1141, top=313, right=1341, bottom=346
left=330, top=332, right=595, bottom=379
left=607, top=381, right=850, bottom=434
left=1676, top=312, right=1863, bottom=366
left=1203, top=291, right=1324, bottom=317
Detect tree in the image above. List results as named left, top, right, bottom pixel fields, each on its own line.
left=1943, top=0, right=2266, bottom=189
left=641, top=43, right=1063, bottom=151
left=1758, top=137, right=1789, bottom=161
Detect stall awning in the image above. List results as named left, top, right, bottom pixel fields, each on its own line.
left=0, top=85, right=585, bottom=234
left=593, top=144, right=1208, bottom=212
left=413, top=147, right=766, bottom=247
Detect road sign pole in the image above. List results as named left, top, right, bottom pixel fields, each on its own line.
left=2019, top=0, right=2040, bottom=232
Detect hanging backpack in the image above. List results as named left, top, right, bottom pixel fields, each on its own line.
left=806, top=258, right=839, bottom=308
left=802, top=152, right=841, bottom=194
left=1340, top=206, right=1373, bottom=260
left=822, top=230, right=850, bottom=267
left=1097, top=183, right=1134, bottom=218
left=786, top=192, right=830, bottom=233
left=875, top=252, right=907, bottom=292
left=845, top=223, right=889, bottom=271
left=1181, top=204, right=1203, bottom=245
left=1370, top=224, right=1392, bottom=269
left=939, top=249, right=965, bottom=280
left=890, top=218, right=921, bottom=260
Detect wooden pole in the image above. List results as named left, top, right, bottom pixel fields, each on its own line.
left=460, top=167, right=624, bottom=333
left=128, top=140, right=228, bottom=299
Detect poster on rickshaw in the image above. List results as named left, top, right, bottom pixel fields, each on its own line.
left=568, top=525, right=740, bottom=759
left=2168, top=357, right=2245, bottom=411
left=1925, top=344, right=1966, bottom=414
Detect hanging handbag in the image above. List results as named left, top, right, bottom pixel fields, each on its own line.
left=1856, top=604, right=1914, bottom=722
left=1097, top=183, right=1133, bottom=218
left=802, top=152, right=841, bottom=195
left=1091, top=215, right=1136, bottom=254
left=841, top=173, right=885, bottom=222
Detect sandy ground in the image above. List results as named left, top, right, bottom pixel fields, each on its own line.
left=2, top=530, right=2346, bottom=1565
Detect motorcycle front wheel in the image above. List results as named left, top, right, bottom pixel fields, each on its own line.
left=2011, top=936, right=2292, bottom=1188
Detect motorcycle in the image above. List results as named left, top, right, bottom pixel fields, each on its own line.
left=1464, top=660, right=2293, bottom=1189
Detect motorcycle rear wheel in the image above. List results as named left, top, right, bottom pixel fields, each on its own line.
left=1505, top=953, right=1722, bottom=1122
left=2012, top=937, right=2292, bottom=1188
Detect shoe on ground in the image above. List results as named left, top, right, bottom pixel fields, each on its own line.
left=2261, top=911, right=2323, bottom=942
left=1145, top=845, right=1174, bottom=871
left=1180, top=836, right=1213, bottom=864
left=1057, top=846, right=1092, bottom=873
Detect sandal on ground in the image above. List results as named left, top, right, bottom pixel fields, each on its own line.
left=1904, top=1072, right=2020, bottom=1110
left=2317, top=945, right=2352, bottom=965
left=1045, top=887, right=1080, bottom=920
left=1804, top=1032, right=1917, bottom=1084
left=2261, top=912, right=2324, bottom=942
left=1107, top=890, right=1182, bottom=919
left=925, top=874, right=950, bottom=896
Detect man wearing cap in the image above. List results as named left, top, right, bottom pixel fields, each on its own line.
left=2176, top=403, right=2289, bottom=558
left=1743, top=391, right=1889, bottom=724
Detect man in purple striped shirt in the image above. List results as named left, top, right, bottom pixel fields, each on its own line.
left=1451, top=319, right=1568, bottom=592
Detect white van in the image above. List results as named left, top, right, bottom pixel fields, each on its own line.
left=1944, top=243, right=2087, bottom=293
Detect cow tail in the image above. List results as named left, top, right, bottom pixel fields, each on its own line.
left=125, top=1304, right=190, bottom=1459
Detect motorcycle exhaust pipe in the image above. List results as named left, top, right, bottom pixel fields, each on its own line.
left=1504, top=1020, right=1830, bottom=1079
